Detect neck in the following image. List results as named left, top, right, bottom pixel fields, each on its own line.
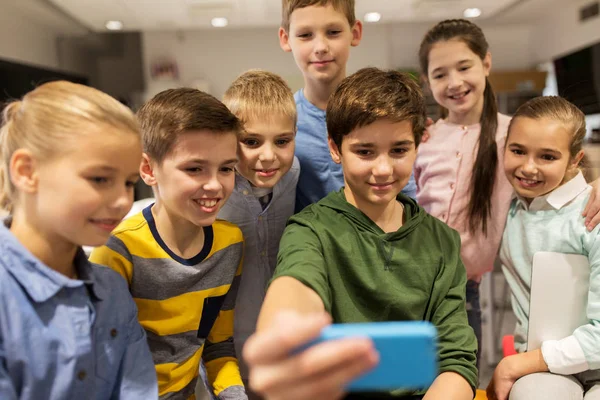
left=344, top=188, right=404, bottom=233
left=151, top=201, right=206, bottom=259
left=303, top=73, right=345, bottom=111
left=10, top=208, right=78, bottom=278
left=447, top=96, right=485, bottom=126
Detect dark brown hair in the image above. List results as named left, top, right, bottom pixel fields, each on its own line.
left=137, top=88, right=241, bottom=163
left=327, top=67, right=426, bottom=149
left=419, top=19, right=498, bottom=235
left=281, top=0, right=356, bottom=32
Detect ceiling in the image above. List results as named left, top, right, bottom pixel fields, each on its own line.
left=45, top=0, right=535, bottom=32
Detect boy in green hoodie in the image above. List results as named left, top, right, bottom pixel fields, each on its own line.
left=246, top=67, right=477, bottom=400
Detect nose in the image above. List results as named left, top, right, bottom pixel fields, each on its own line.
left=373, top=155, right=393, bottom=177
left=314, top=33, right=329, bottom=55
left=259, top=143, right=276, bottom=163
left=522, top=157, right=538, bottom=175
left=111, top=184, right=134, bottom=213
left=448, top=71, right=463, bottom=90
left=203, top=172, right=223, bottom=192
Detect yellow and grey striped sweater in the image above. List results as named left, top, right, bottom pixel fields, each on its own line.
left=90, top=206, right=246, bottom=400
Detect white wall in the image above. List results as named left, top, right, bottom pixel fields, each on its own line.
left=142, top=22, right=534, bottom=99
left=0, top=0, right=88, bottom=74
left=531, top=0, right=600, bottom=62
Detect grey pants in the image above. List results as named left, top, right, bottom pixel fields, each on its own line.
left=510, top=372, right=600, bottom=400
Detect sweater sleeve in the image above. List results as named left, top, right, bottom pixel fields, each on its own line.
left=542, top=227, right=600, bottom=374
left=430, top=228, right=478, bottom=393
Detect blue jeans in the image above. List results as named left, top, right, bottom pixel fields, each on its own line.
left=466, top=279, right=482, bottom=370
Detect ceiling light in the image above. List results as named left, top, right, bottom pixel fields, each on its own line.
left=463, top=8, right=482, bottom=18
left=105, top=20, right=124, bottom=31
left=364, top=12, right=381, bottom=23
left=211, top=17, right=228, bottom=27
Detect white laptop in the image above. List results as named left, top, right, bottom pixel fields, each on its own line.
left=527, top=252, right=590, bottom=351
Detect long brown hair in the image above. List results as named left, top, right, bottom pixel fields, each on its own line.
left=419, top=19, right=498, bottom=235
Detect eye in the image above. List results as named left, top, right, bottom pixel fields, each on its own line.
left=275, top=138, right=291, bottom=146
left=125, top=180, right=138, bottom=188
left=356, top=149, right=372, bottom=156
left=328, top=30, right=341, bottom=36
left=433, top=74, right=444, bottom=80
left=242, top=138, right=260, bottom=147
left=541, top=154, right=557, bottom=161
left=392, top=148, right=408, bottom=155
left=459, top=66, right=471, bottom=71
left=510, top=149, right=525, bottom=155
left=220, top=167, right=235, bottom=173
left=186, top=167, right=202, bottom=173
left=89, top=177, right=109, bottom=185
left=297, top=32, right=312, bottom=39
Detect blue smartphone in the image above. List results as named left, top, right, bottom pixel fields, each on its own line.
left=307, top=321, right=438, bottom=392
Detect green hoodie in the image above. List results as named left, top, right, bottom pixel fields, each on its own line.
left=272, top=189, right=478, bottom=396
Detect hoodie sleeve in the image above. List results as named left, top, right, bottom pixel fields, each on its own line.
left=270, top=213, right=332, bottom=311
left=429, top=228, right=478, bottom=393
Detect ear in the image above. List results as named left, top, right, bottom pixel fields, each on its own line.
left=328, top=137, right=342, bottom=164
left=140, top=153, right=158, bottom=186
left=351, top=20, right=363, bottom=47
left=279, top=27, right=292, bottom=52
left=483, top=51, right=492, bottom=77
left=572, top=149, right=585, bottom=170
left=9, top=149, right=38, bottom=195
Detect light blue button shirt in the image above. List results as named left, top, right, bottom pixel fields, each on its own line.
left=0, top=221, right=158, bottom=400
left=218, top=157, right=299, bottom=379
left=294, top=89, right=417, bottom=212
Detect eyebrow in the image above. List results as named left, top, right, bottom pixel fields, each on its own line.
left=431, top=59, right=473, bottom=74
left=350, top=140, right=414, bottom=148
left=243, top=131, right=295, bottom=137
left=187, top=158, right=238, bottom=165
left=508, top=143, right=562, bottom=154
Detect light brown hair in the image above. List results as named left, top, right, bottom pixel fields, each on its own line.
left=281, top=0, right=356, bottom=32
left=223, top=69, right=296, bottom=127
left=508, top=96, right=588, bottom=173
left=137, top=88, right=241, bottom=163
left=327, top=67, right=426, bottom=149
left=419, top=18, right=498, bottom=235
left=0, top=80, right=139, bottom=213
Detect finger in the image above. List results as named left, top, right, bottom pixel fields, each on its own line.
left=426, top=117, right=434, bottom=127
left=250, top=337, right=377, bottom=397
left=583, top=189, right=596, bottom=217
left=244, top=311, right=330, bottom=365
left=586, top=213, right=600, bottom=231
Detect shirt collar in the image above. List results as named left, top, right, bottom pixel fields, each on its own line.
left=516, top=171, right=588, bottom=211
left=0, top=220, right=105, bottom=302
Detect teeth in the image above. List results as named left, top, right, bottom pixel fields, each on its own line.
left=198, top=199, right=217, bottom=207
left=519, top=178, right=538, bottom=185
left=450, top=93, right=466, bottom=99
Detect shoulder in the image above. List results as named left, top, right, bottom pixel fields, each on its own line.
left=419, top=210, right=462, bottom=245
left=89, top=262, right=131, bottom=291
left=111, top=211, right=149, bottom=241
left=496, top=113, right=512, bottom=138
left=212, top=219, right=244, bottom=245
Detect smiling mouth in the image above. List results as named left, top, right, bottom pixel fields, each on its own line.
left=369, top=181, right=397, bottom=190
left=255, top=169, right=279, bottom=177
left=448, top=90, right=471, bottom=100
left=516, top=176, right=542, bottom=186
left=193, top=198, right=220, bottom=213
left=90, top=218, right=121, bottom=232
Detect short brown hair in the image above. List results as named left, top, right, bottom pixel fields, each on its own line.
left=137, top=88, right=241, bottom=163
left=223, top=69, right=296, bottom=127
left=327, top=67, right=426, bottom=150
left=281, top=0, right=356, bottom=32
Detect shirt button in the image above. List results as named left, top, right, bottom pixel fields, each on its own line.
left=442, top=214, right=447, bottom=219
left=110, top=328, right=118, bottom=338
left=462, top=126, right=468, bottom=131
left=456, top=152, right=461, bottom=158
left=242, top=190, right=249, bottom=195
left=78, top=370, right=87, bottom=380
left=450, top=183, right=455, bottom=190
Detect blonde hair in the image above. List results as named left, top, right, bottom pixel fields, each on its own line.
left=136, top=88, right=241, bottom=163
left=281, top=0, right=356, bottom=32
left=0, top=80, right=139, bottom=213
left=223, top=70, right=296, bottom=127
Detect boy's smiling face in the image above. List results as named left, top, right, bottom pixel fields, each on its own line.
left=142, top=130, right=238, bottom=227
left=279, top=3, right=362, bottom=88
left=236, top=113, right=296, bottom=189
left=329, top=119, right=416, bottom=211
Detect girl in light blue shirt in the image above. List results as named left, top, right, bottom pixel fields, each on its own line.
left=0, top=81, right=157, bottom=399
left=488, top=96, right=600, bottom=400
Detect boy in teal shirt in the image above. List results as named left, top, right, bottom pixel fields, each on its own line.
left=248, top=68, right=477, bottom=400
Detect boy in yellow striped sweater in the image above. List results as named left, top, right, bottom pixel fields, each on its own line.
left=90, top=88, right=247, bottom=400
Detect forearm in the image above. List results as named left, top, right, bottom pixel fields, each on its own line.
left=423, top=372, right=473, bottom=400
left=506, top=349, right=549, bottom=380
left=257, top=277, right=325, bottom=331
